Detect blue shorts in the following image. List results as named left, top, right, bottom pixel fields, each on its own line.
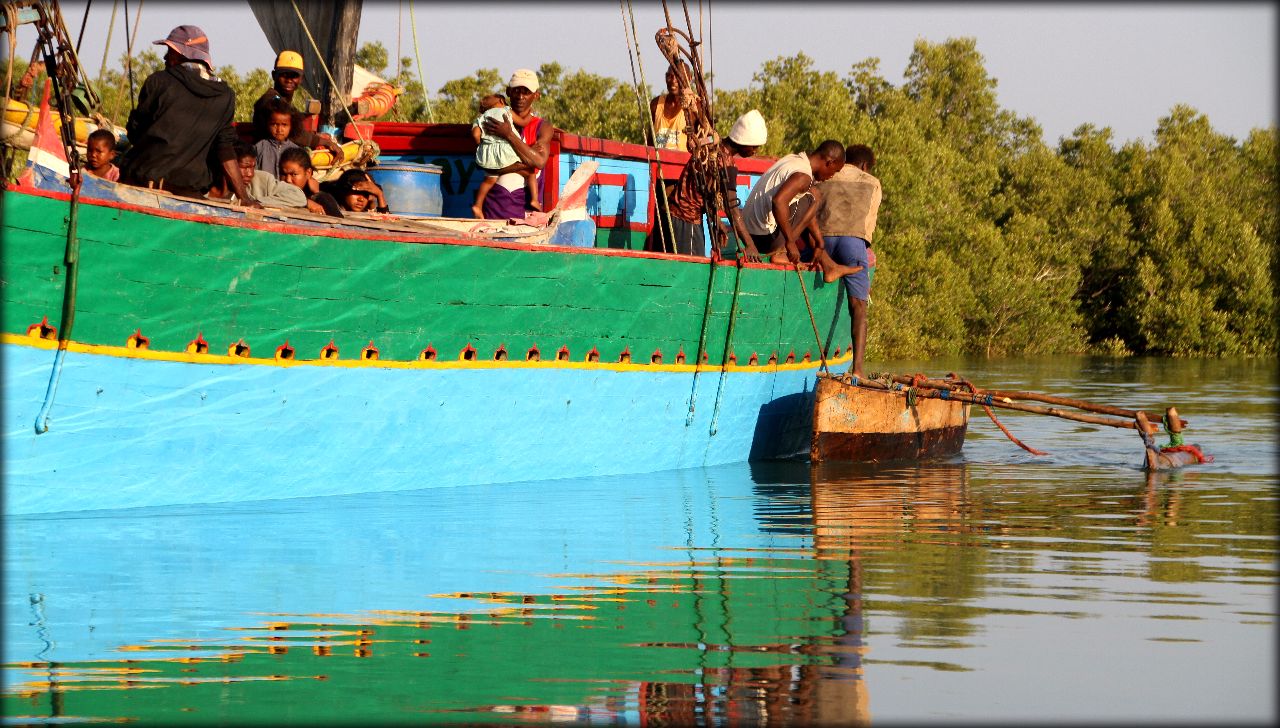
left=825, top=235, right=871, bottom=300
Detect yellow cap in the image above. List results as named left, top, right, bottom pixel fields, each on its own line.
left=275, top=50, right=304, bottom=73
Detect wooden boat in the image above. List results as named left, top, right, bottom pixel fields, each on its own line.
left=811, top=373, right=1211, bottom=471
left=1, top=2, right=862, bottom=514
left=810, top=375, right=969, bottom=463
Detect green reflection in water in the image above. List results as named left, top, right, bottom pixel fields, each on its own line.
left=5, top=556, right=871, bottom=725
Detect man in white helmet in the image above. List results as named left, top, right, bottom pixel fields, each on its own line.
left=648, top=109, right=768, bottom=259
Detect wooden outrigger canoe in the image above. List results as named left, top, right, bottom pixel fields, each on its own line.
left=810, top=374, right=969, bottom=463
left=812, top=373, right=1212, bottom=471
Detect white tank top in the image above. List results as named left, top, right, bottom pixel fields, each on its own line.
left=742, top=152, right=811, bottom=236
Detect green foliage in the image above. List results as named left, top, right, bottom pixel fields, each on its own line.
left=1113, top=107, right=1277, bottom=355
left=92, top=50, right=164, bottom=125
left=12, top=39, right=1274, bottom=359
left=534, top=63, right=647, bottom=144
left=355, top=41, right=391, bottom=77
left=431, top=67, right=505, bottom=124
left=218, top=65, right=272, bottom=121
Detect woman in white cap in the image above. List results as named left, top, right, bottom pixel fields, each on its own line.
left=647, top=109, right=768, bottom=259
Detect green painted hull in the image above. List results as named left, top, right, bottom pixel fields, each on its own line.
left=3, top=188, right=849, bottom=366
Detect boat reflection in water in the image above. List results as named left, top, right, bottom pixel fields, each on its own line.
left=5, top=465, right=887, bottom=725
left=6, top=445, right=1272, bottom=724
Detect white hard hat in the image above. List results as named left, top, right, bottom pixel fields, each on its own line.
left=728, top=109, right=767, bottom=146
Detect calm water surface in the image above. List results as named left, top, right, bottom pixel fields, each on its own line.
left=4, top=357, right=1276, bottom=724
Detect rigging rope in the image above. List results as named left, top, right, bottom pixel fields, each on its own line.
left=407, top=0, right=434, bottom=123
left=74, top=0, right=91, bottom=56
left=288, top=0, right=367, bottom=144
left=980, top=404, right=1049, bottom=456
left=32, top=9, right=87, bottom=433
left=122, top=0, right=132, bottom=101
left=944, top=373, right=1048, bottom=456
left=706, top=0, right=714, bottom=101
left=708, top=260, right=744, bottom=435
left=622, top=0, right=674, bottom=254
left=793, top=265, right=830, bottom=373
left=3, top=3, right=17, bottom=104
left=109, top=0, right=141, bottom=121
left=95, top=0, right=118, bottom=88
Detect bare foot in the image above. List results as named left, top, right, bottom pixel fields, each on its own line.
left=823, top=264, right=864, bottom=284
left=528, top=199, right=543, bottom=212
left=471, top=204, right=484, bottom=218
left=769, top=251, right=791, bottom=265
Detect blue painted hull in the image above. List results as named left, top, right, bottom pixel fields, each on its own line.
left=3, top=342, right=822, bottom=514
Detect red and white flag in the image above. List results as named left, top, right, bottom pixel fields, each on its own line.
left=25, top=78, right=71, bottom=179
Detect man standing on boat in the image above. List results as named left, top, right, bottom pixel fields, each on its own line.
left=650, top=109, right=769, bottom=258
left=479, top=69, right=554, bottom=220
left=250, top=51, right=343, bottom=157
left=120, top=26, right=259, bottom=206
left=815, top=144, right=881, bottom=379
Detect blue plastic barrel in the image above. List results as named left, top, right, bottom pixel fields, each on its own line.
left=367, top=162, right=444, bottom=217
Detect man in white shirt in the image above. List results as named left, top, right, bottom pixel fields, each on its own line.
left=743, top=139, right=862, bottom=279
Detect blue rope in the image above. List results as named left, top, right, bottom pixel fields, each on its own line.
left=939, top=389, right=950, bottom=400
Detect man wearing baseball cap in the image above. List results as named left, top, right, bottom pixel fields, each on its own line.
left=478, top=68, right=555, bottom=219
left=647, top=109, right=768, bottom=258
left=120, top=25, right=258, bottom=205
left=250, top=50, right=341, bottom=156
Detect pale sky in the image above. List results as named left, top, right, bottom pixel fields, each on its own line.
left=19, top=1, right=1277, bottom=145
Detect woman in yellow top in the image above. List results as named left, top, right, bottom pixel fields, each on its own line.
left=649, top=62, right=690, bottom=152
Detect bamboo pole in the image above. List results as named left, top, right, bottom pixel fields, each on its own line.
left=881, top=374, right=1188, bottom=429
left=880, top=381, right=1162, bottom=433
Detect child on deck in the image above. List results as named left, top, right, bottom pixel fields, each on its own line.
left=254, top=98, right=300, bottom=178
left=321, top=168, right=389, bottom=214
left=471, top=93, right=539, bottom=218
left=278, top=147, right=344, bottom=217
left=208, top=143, right=308, bottom=209
left=84, top=128, right=121, bottom=182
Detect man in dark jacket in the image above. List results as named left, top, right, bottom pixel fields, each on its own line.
left=120, top=25, right=258, bottom=205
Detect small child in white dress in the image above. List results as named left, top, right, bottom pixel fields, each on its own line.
left=471, top=93, right=541, bottom=217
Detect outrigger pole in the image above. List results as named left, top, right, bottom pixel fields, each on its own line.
left=850, top=372, right=1212, bottom=471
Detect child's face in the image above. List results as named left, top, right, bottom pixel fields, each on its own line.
left=481, top=96, right=503, bottom=111
left=344, top=191, right=371, bottom=212
left=268, top=112, right=292, bottom=142
left=86, top=138, right=114, bottom=170
left=237, top=156, right=257, bottom=186
left=279, top=160, right=310, bottom=190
